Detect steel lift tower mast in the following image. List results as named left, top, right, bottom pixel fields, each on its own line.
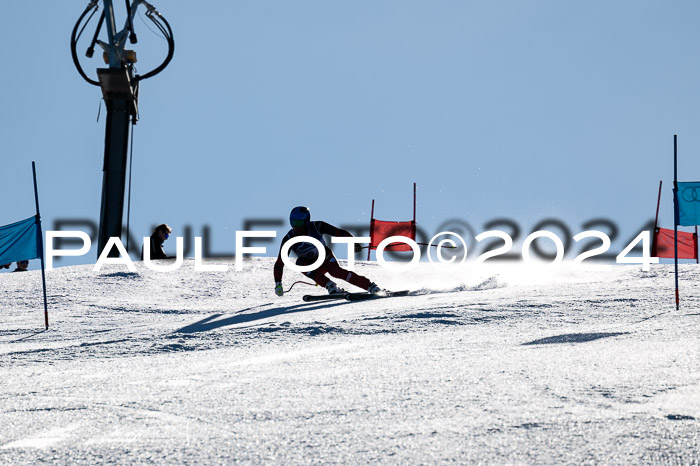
left=71, top=0, right=174, bottom=257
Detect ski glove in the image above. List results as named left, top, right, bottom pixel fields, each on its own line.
left=275, top=282, right=284, bottom=297
left=354, top=243, right=363, bottom=254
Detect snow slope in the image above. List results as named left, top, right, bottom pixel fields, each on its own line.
left=1, top=259, right=699, bottom=463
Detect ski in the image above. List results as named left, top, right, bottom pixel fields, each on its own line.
left=302, top=293, right=348, bottom=302
left=345, top=290, right=410, bottom=301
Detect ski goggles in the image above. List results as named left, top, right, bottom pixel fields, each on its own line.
left=290, top=219, right=307, bottom=228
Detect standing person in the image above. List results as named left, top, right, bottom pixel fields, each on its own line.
left=13, top=260, right=29, bottom=272
left=274, top=206, right=381, bottom=297
left=141, top=224, right=173, bottom=260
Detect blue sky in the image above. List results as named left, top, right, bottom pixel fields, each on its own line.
left=2, top=1, right=700, bottom=268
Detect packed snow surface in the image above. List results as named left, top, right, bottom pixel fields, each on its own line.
left=1, top=259, right=699, bottom=463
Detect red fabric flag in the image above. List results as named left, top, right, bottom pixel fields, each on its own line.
left=369, top=219, right=416, bottom=251
left=653, top=227, right=698, bottom=259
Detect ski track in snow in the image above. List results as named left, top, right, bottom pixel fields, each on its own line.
left=0, top=258, right=699, bottom=463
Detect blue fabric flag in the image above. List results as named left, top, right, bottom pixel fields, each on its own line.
left=677, top=182, right=700, bottom=226
left=0, top=216, right=40, bottom=265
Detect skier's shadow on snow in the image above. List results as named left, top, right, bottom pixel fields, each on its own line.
left=522, top=332, right=629, bottom=345
left=174, top=301, right=349, bottom=334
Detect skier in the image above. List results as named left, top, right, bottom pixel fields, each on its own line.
left=274, top=206, right=381, bottom=297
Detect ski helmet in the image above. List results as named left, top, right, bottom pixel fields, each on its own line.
left=289, top=206, right=311, bottom=228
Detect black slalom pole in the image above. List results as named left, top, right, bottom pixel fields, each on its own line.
left=32, top=162, right=49, bottom=330
left=673, top=135, right=680, bottom=310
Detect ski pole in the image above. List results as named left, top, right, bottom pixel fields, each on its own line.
left=355, top=243, right=456, bottom=249
left=284, top=281, right=317, bottom=293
